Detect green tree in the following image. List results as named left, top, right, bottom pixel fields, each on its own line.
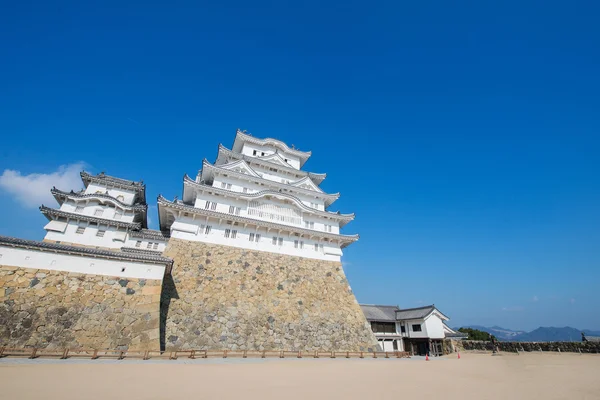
left=458, top=327, right=496, bottom=341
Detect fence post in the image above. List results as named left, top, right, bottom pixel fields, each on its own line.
left=261, top=350, right=266, bottom=359
left=92, top=349, right=99, bottom=360
left=243, top=350, right=247, bottom=359
left=331, top=351, right=335, bottom=358
left=29, top=348, right=38, bottom=359
left=280, top=351, right=284, bottom=359
left=61, top=349, right=69, bottom=359
left=144, top=351, right=150, bottom=360
left=314, top=351, right=319, bottom=359
left=0, top=346, right=5, bottom=357
left=189, top=350, right=195, bottom=359
left=297, top=351, right=302, bottom=358
left=203, top=350, right=207, bottom=359
left=346, top=351, right=350, bottom=359
left=223, top=350, right=228, bottom=359
left=118, top=351, right=125, bottom=360
left=385, top=352, right=389, bottom=359
left=360, top=352, right=364, bottom=359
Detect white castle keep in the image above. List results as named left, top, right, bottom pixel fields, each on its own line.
left=157, top=129, right=357, bottom=262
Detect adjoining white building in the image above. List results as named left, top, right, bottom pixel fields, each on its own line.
left=157, top=129, right=358, bottom=261
left=0, top=171, right=173, bottom=280
left=360, top=304, right=460, bottom=355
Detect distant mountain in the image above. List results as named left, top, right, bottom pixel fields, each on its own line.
left=459, top=325, right=600, bottom=342
left=513, top=327, right=583, bottom=342
left=461, top=325, right=525, bottom=341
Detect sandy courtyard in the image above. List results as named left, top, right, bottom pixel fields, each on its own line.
left=0, top=353, right=599, bottom=400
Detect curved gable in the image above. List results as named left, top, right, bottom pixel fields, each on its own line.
left=289, top=177, right=323, bottom=193
left=217, top=160, right=261, bottom=178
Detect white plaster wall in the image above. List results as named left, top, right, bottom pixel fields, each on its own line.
left=169, top=216, right=343, bottom=262
left=85, top=183, right=138, bottom=205
left=423, top=314, right=446, bottom=339
left=241, top=143, right=301, bottom=170
left=124, top=236, right=168, bottom=252
left=60, top=199, right=136, bottom=223
left=404, top=319, right=430, bottom=339
left=45, top=221, right=127, bottom=249
left=0, top=246, right=166, bottom=280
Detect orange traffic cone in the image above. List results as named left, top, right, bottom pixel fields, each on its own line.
left=458, top=352, right=461, bottom=359
left=425, top=354, right=429, bottom=361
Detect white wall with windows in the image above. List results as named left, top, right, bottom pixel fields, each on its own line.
left=168, top=215, right=344, bottom=262
left=59, top=199, right=137, bottom=223
left=240, top=143, right=301, bottom=170
left=84, top=183, right=138, bottom=205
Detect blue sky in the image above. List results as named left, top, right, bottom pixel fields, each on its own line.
left=1, top=1, right=599, bottom=331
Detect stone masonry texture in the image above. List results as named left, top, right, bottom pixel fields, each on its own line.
left=459, top=340, right=600, bottom=353
left=161, top=239, right=378, bottom=351
left=0, top=265, right=162, bottom=350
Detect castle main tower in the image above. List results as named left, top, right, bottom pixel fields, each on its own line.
left=159, top=130, right=377, bottom=351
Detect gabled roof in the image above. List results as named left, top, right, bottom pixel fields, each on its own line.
left=40, top=206, right=142, bottom=230
left=128, top=229, right=171, bottom=241
left=199, top=160, right=340, bottom=207
left=289, top=176, right=323, bottom=193
left=216, top=160, right=261, bottom=178
left=217, top=145, right=326, bottom=185
left=259, top=153, right=294, bottom=168
left=80, top=171, right=146, bottom=204
left=360, top=304, right=399, bottom=322
left=395, top=305, right=449, bottom=321
left=232, top=129, right=311, bottom=167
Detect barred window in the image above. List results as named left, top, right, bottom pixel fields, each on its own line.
left=94, top=209, right=104, bottom=217
left=278, top=237, right=283, bottom=246
left=314, top=243, right=319, bottom=251
left=153, top=243, right=159, bottom=250
left=75, top=206, right=84, bottom=213
left=96, top=230, right=105, bottom=237
left=211, top=202, right=217, bottom=210
left=235, top=207, right=241, bottom=215
left=272, top=236, right=277, bottom=245
left=229, top=206, right=235, bottom=214
left=300, top=241, right=304, bottom=249
left=255, top=234, right=261, bottom=242
left=227, top=183, right=232, bottom=189
left=224, top=229, right=231, bottom=238
left=205, top=201, right=210, bottom=209
left=243, top=187, right=248, bottom=193
left=205, top=226, right=212, bottom=234
left=249, top=233, right=255, bottom=241
left=135, top=240, right=142, bottom=248
left=294, top=240, right=299, bottom=248
left=76, top=226, right=85, bottom=234
left=231, top=230, right=237, bottom=239
left=147, top=242, right=153, bottom=249
left=221, top=182, right=226, bottom=188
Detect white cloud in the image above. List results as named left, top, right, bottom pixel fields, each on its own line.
left=0, top=163, right=86, bottom=208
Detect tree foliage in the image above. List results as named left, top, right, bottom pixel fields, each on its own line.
left=458, top=327, right=496, bottom=341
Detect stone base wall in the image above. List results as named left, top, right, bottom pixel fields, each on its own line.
left=161, top=239, right=378, bottom=351
left=0, top=265, right=162, bottom=350
left=460, top=340, right=600, bottom=353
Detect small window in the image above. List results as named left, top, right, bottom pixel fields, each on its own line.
left=153, top=243, right=159, bottom=250
left=261, top=152, right=265, bottom=156
left=205, top=225, right=212, bottom=234
left=114, top=210, right=123, bottom=220
left=96, top=230, right=106, bottom=237
left=400, top=325, right=406, bottom=333
left=328, top=225, right=332, bottom=232
left=205, top=201, right=210, bottom=209
left=235, top=207, right=240, bottom=215
left=229, top=206, right=235, bottom=214
left=314, top=243, right=319, bottom=252
left=294, top=240, right=298, bottom=248
left=284, top=159, right=288, bottom=163
left=75, top=206, right=84, bottom=213
left=243, top=187, right=248, bottom=193
left=412, top=324, right=422, bottom=332
left=76, top=226, right=85, bottom=234
left=255, top=234, right=261, bottom=242
left=227, top=183, right=232, bottom=189
left=135, top=240, right=142, bottom=248
left=272, top=236, right=277, bottom=245
left=224, top=229, right=231, bottom=238
left=231, top=230, right=237, bottom=239
left=221, top=182, right=226, bottom=188
left=94, top=209, right=104, bottom=217
left=278, top=237, right=283, bottom=246
left=253, top=150, right=257, bottom=155
left=300, top=241, right=304, bottom=249
left=319, top=244, right=323, bottom=252
left=249, top=233, right=255, bottom=242
left=147, top=242, right=153, bottom=249
left=310, top=222, right=314, bottom=229
left=211, top=202, right=217, bottom=210
left=116, top=195, right=125, bottom=202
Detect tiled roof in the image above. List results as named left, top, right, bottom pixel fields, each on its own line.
left=360, top=304, right=399, bottom=321
left=395, top=305, right=439, bottom=320
left=40, top=206, right=142, bottom=230
left=128, top=229, right=171, bottom=241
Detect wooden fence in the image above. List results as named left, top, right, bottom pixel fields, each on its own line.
left=0, top=347, right=411, bottom=360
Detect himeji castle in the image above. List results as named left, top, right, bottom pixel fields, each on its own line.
left=0, top=129, right=378, bottom=352
left=157, top=129, right=358, bottom=262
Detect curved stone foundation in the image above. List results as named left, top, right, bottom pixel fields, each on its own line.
left=161, top=239, right=377, bottom=351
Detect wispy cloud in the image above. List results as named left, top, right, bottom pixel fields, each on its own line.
left=502, top=306, right=524, bottom=312
left=532, top=295, right=539, bottom=302
left=0, top=163, right=86, bottom=208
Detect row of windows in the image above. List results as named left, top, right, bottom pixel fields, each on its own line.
left=370, top=322, right=422, bottom=334
left=135, top=240, right=160, bottom=250
left=75, top=226, right=105, bottom=237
